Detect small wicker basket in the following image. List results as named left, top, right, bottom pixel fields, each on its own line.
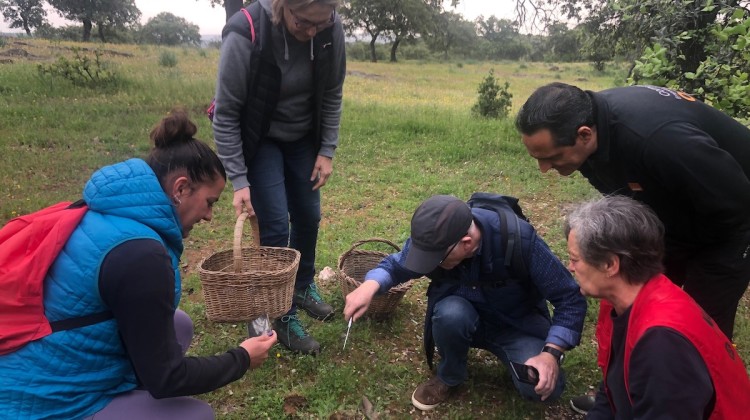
left=198, top=212, right=300, bottom=322
left=338, top=238, right=414, bottom=320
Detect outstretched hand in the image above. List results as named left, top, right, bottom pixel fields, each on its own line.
left=239, top=332, right=277, bottom=370
left=343, top=280, right=380, bottom=322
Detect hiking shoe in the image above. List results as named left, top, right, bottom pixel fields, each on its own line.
left=293, top=283, right=334, bottom=321
left=570, top=394, right=596, bottom=415
left=411, top=376, right=456, bottom=411
left=274, top=314, right=320, bottom=355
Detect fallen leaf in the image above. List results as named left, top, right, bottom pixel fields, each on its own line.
left=360, top=395, right=378, bottom=420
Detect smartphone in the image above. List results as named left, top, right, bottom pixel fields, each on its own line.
left=510, top=361, right=539, bottom=385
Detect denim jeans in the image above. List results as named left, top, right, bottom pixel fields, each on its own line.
left=247, top=136, right=321, bottom=314
left=432, top=295, right=565, bottom=402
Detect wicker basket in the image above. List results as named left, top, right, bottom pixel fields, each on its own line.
left=198, top=212, right=300, bottom=322
left=338, top=238, right=414, bottom=320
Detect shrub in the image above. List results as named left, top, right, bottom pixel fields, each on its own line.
left=37, top=48, right=121, bottom=89
left=158, top=50, right=178, bottom=68
left=471, top=69, right=513, bottom=119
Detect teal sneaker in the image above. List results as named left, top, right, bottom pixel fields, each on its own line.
left=293, top=283, right=334, bottom=321
left=274, top=314, right=321, bottom=355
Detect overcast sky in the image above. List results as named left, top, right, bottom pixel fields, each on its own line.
left=1, top=0, right=517, bottom=36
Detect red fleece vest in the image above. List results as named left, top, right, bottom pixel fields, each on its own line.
left=595, top=274, right=750, bottom=418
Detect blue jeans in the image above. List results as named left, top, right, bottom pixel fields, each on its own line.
left=247, top=136, right=321, bottom=314
left=432, top=295, right=565, bottom=402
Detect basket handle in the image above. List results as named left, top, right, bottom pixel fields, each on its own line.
left=338, top=238, right=401, bottom=270
left=233, top=212, right=261, bottom=273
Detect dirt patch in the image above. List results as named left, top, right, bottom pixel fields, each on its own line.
left=181, top=246, right=217, bottom=275
left=0, top=48, right=34, bottom=58
left=283, top=393, right=309, bottom=416
left=347, top=70, right=384, bottom=79
left=71, top=46, right=134, bottom=57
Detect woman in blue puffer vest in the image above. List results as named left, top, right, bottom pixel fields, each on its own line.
left=0, top=109, right=277, bottom=420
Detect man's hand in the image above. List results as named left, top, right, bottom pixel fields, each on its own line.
left=239, top=331, right=277, bottom=369
left=311, top=155, right=333, bottom=191
left=524, top=349, right=562, bottom=401
left=343, top=280, right=380, bottom=321
left=233, top=187, right=253, bottom=217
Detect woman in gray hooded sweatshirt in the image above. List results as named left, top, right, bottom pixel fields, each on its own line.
left=212, top=0, right=345, bottom=355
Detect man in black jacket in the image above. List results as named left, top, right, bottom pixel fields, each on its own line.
left=517, top=83, right=750, bottom=341
left=516, top=83, right=750, bottom=414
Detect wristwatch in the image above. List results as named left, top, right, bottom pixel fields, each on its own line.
left=542, top=345, right=565, bottom=365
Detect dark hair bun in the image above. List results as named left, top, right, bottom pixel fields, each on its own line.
left=150, top=108, right=198, bottom=149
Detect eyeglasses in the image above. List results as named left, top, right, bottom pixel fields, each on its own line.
left=438, top=233, right=467, bottom=265
left=288, top=7, right=336, bottom=31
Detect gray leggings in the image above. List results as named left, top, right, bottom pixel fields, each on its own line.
left=84, top=310, right=214, bottom=420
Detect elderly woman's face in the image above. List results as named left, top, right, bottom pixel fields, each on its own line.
left=566, top=229, right=609, bottom=298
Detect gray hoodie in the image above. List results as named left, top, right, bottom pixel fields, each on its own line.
left=212, top=0, right=346, bottom=190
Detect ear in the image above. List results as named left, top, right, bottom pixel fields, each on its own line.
left=577, top=126, right=594, bottom=144
left=603, top=254, right=620, bottom=278
left=171, top=175, right=190, bottom=199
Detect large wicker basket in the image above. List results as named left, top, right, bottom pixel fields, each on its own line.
left=338, top=238, right=414, bottom=320
left=198, top=212, right=300, bottom=322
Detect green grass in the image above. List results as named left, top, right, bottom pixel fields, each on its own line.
left=1, top=37, right=747, bottom=419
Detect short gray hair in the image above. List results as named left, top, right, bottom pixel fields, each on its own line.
left=564, top=195, right=664, bottom=284
left=271, top=0, right=339, bottom=25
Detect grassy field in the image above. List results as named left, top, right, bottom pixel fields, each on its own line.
left=1, top=38, right=747, bottom=419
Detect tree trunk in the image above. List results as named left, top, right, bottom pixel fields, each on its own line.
left=369, top=37, right=378, bottom=62
left=390, top=38, right=401, bottom=62
left=225, top=0, right=244, bottom=22
left=97, top=23, right=107, bottom=43
left=679, top=9, right=719, bottom=93
left=23, top=22, right=31, bottom=36
left=82, top=18, right=92, bottom=42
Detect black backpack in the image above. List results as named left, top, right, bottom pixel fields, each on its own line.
left=466, top=192, right=529, bottom=282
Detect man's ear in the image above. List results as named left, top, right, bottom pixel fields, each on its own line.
left=577, top=126, right=594, bottom=144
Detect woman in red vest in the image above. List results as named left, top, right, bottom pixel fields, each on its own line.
left=564, top=195, right=750, bottom=419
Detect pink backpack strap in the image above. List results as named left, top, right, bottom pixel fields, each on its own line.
left=241, top=8, right=256, bottom=44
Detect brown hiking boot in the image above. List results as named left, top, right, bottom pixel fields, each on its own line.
left=411, top=376, right=456, bottom=411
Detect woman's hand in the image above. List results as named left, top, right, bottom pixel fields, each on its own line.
left=311, top=155, right=333, bottom=191
left=239, top=331, right=277, bottom=370
left=233, top=187, right=253, bottom=217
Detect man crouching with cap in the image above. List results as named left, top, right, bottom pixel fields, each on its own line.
left=344, top=194, right=586, bottom=411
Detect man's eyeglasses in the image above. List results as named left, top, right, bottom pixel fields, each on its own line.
left=439, top=234, right=467, bottom=265
left=288, top=8, right=336, bottom=31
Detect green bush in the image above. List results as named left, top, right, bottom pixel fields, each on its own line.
left=0, top=37, right=6, bottom=48
left=158, top=50, right=178, bottom=68
left=37, top=48, right=121, bottom=89
left=471, top=68, right=513, bottom=119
